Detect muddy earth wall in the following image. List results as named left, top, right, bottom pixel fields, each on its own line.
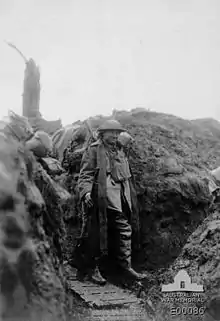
left=64, top=110, right=219, bottom=268
left=62, top=110, right=220, bottom=320
left=2, top=109, right=220, bottom=320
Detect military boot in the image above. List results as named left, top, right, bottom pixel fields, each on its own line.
left=89, top=266, right=107, bottom=285
left=76, top=266, right=107, bottom=285
left=117, top=228, right=147, bottom=280
left=122, top=266, right=147, bottom=280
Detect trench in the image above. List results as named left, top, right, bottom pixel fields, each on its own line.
left=66, top=296, right=151, bottom=321
left=61, top=221, right=155, bottom=321
left=60, top=203, right=208, bottom=321
left=0, top=184, right=210, bottom=321
left=0, top=117, right=214, bottom=320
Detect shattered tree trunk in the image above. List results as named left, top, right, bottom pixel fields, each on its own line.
left=6, top=42, right=62, bottom=134
left=3, top=43, right=70, bottom=320
left=5, top=42, right=41, bottom=118
left=22, top=58, right=41, bottom=118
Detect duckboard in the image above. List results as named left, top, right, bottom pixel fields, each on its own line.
left=65, top=265, right=142, bottom=309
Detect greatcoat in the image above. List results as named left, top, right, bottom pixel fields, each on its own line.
left=77, top=139, right=140, bottom=255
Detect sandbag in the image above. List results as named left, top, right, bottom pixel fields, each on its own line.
left=52, top=124, right=81, bottom=162
left=35, top=131, right=53, bottom=150
left=6, top=110, right=33, bottom=141
left=40, top=157, right=65, bottom=176
left=34, top=163, right=71, bottom=203
left=25, top=131, right=53, bottom=158
left=26, top=137, right=46, bottom=157
left=51, top=180, right=71, bottom=202
left=26, top=182, right=45, bottom=208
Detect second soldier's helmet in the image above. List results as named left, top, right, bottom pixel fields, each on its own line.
left=97, top=119, right=125, bottom=133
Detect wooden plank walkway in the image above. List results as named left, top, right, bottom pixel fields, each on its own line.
left=65, top=264, right=154, bottom=320
left=65, top=265, right=141, bottom=308
left=90, top=306, right=151, bottom=321
left=68, top=279, right=140, bottom=308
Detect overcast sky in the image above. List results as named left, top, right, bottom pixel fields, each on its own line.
left=0, top=0, right=219, bottom=125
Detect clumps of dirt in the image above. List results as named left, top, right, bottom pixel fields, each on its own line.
left=15, top=107, right=219, bottom=321
left=175, top=209, right=220, bottom=296
left=62, top=109, right=220, bottom=319
left=110, top=111, right=220, bottom=269
left=0, top=134, right=70, bottom=320
left=64, top=110, right=217, bottom=269
left=0, top=135, right=36, bottom=316
left=146, top=207, right=220, bottom=321
left=96, top=109, right=220, bottom=321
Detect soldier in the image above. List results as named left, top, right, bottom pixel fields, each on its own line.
left=76, top=119, right=146, bottom=285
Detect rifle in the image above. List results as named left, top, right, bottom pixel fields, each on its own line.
left=83, top=119, right=96, bottom=150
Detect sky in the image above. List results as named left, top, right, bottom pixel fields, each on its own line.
left=0, top=0, right=220, bottom=125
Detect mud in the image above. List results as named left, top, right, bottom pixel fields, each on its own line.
left=2, top=109, right=220, bottom=320
left=62, top=110, right=220, bottom=320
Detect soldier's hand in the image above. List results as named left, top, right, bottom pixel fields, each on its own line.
left=84, top=192, right=93, bottom=208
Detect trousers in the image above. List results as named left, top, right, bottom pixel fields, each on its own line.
left=74, top=204, right=132, bottom=273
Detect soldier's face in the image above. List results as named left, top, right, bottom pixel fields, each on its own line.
left=102, top=130, right=119, bottom=145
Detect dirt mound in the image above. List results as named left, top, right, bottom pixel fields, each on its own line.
left=105, top=110, right=220, bottom=320
left=148, top=206, right=220, bottom=320
left=0, top=118, right=70, bottom=320
left=64, top=110, right=218, bottom=269
left=3, top=108, right=220, bottom=320
left=192, top=117, right=220, bottom=138
left=61, top=109, right=220, bottom=318
left=114, top=111, right=215, bottom=269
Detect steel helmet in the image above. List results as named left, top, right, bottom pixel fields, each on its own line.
left=97, top=120, right=125, bottom=132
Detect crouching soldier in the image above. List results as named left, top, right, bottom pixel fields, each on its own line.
left=75, top=119, right=146, bottom=285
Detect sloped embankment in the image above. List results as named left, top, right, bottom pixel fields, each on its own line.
left=112, top=110, right=220, bottom=319
left=70, top=110, right=219, bottom=270
left=148, top=207, right=220, bottom=321
left=0, top=136, right=69, bottom=321
left=62, top=109, right=220, bottom=319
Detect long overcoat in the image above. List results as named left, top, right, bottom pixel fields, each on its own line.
left=77, top=140, right=140, bottom=255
